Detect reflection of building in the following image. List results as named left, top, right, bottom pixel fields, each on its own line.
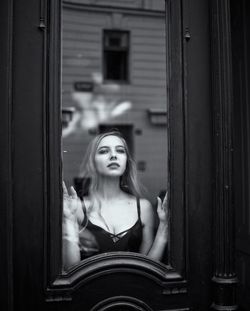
left=62, top=0, right=168, bottom=201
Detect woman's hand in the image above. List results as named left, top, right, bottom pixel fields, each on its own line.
left=62, top=181, right=84, bottom=244
left=144, top=190, right=169, bottom=261
left=156, top=189, right=169, bottom=226
left=63, top=181, right=84, bottom=224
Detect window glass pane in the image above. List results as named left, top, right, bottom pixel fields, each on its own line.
left=61, top=0, right=168, bottom=270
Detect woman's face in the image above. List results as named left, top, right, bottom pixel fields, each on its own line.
left=94, top=135, right=127, bottom=177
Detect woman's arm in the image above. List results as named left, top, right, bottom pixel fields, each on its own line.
left=140, top=195, right=169, bottom=261
left=139, top=199, right=155, bottom=255
left=62, top=182, right=83, bottom=270
left=62, top=219, right=81, bottom=270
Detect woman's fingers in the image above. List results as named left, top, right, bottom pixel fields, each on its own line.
left=157, top=195, right=169, bottom=223
left=162, top=191, right=169, bottom=209
left=70, top=186, right=78, bottom=201
left=63, top=183, right=80, bottom=220
left=69, top=187, right=79, bottom=212
left=63, top=181, right=69, bottom=198
left=157, top=197, right=162, bottom=210
left=63, top=183, right=77, bottom=201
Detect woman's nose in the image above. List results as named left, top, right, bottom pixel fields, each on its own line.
left=110, top=151, right=117, bottom=160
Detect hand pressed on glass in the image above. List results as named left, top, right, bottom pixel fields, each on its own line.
left=62, top=181, right=99, bottom=263
left=157, top=189, right=169, bottom=225
left=63, top=181, right=83, bottom=226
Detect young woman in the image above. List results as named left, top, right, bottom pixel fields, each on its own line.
left=62, top=131, right=169, bottom=270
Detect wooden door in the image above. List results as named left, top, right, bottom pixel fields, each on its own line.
left=0, top=0, right=223, bottom=310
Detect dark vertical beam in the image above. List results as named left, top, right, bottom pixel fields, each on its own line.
left=0, top=0, right=14, bottom=310
left=47, top=0, right=62, bottom=284
left=210, top=0, right=238, bottom=309
left=182, top=0, right=213, bottom=307
left=11, top=0, right=48, bottom=309
left=166, top=0, right=186, bottom=276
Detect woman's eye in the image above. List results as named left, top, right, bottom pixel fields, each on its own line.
left=117, top=148, right=125, bottom=154
left=98, top=149, right=108, bottom=154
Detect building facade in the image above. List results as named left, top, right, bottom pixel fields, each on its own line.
left=62, top=0, right=168, bottom=202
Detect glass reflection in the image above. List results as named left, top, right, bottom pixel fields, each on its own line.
left=62, top=0, right=169, bottom=269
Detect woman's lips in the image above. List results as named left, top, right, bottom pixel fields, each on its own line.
left=107, top=163, right=120, bottom=168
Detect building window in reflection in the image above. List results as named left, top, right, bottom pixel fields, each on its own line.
left=103, top=30, right=130, bottom=83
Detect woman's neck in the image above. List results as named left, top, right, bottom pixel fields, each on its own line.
left=96, top=176, right=123, bottom=200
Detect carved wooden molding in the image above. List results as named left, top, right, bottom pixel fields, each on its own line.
left=210, top=0, right=238, bottom=309
left=46, top=253, right=186, bottom=301
left=90, top=295, right=154, bottom=311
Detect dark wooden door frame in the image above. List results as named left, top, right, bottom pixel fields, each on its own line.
left=0, top=0, right=240, bottom=309
left=210, top=0, right=238, bottom=309
left=46, top=0, right=188, bottom=305
left=0, top=0, right=189, bottom=308
left=0, top=0, right=14, bottom=310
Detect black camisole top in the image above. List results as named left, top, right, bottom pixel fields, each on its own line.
left=79, top=197, right=143, bottom=259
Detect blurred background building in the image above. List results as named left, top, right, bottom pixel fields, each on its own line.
left=61, top=0, right=168, bottom=202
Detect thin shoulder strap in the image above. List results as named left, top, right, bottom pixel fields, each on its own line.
left=136, top=197, right=141, bottom=222
left=81, top=197, right=87, bottom=215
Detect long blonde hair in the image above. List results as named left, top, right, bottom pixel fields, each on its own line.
left=79, top=131, right=143, bottom=205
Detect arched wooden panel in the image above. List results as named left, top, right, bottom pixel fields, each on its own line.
left=89, top=296, right=154, bottom=311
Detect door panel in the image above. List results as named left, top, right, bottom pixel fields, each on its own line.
left=0, top=0, right=214, bottom=310
left=47, top=0, right=188, bottom=308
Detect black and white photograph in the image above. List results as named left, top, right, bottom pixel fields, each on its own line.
left=1, top=0, right=250, bottom=310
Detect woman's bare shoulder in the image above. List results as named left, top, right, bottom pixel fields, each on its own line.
left=120, top=191, right=137, bottom=202
left=120, top=192, right=151, bottom=209
left=140, top=198, right=152, bottom=210
left=123, top=193, right=152, bottom=210
left=138, top=198, right=154, bottom=226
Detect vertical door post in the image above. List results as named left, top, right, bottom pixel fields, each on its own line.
left=210, top=0, right=238, bottom=309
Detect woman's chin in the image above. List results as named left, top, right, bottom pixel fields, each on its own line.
left=99, top=170, right=124, bottom=178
